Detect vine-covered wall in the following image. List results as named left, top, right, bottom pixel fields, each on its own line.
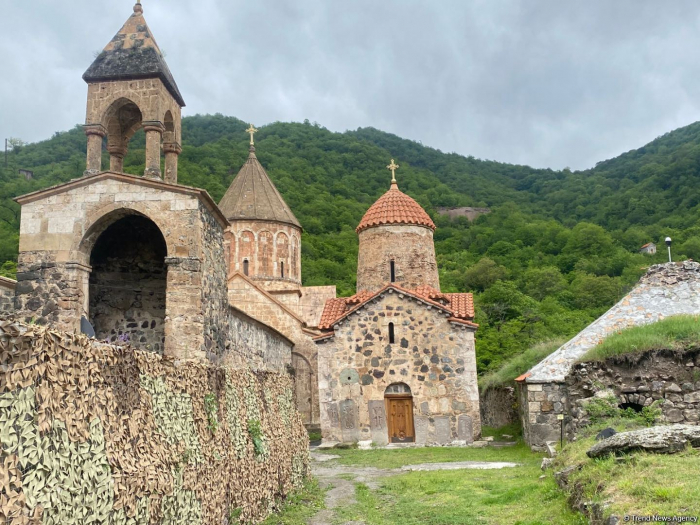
left=0, top=320, right=309, bottom=525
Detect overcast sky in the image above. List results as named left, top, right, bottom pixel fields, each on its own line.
left=2, top=1, right=700, bottom=170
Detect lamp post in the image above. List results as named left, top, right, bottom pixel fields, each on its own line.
left=665, top=237, right=672, bottom=263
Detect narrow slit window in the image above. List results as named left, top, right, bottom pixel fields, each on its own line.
left=390, top=260, right=396, bottom=282
left=281, top=261, right=285, bottom=278
left=243, top=259, right=249, bottom=276
left=388, top=322, right=395, bottom=344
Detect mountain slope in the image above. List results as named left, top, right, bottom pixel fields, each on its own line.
left=1, top=115, right=699, bottom=374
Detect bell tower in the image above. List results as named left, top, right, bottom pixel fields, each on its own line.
left=82, top=2, right=185, bottom=182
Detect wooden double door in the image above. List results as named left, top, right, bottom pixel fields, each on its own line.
left=386, top=396, right=415, bottom=443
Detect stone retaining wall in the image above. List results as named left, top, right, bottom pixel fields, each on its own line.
left=0, top=320, right=308, bottom=524
left=567, top=349, right=700, bottom=436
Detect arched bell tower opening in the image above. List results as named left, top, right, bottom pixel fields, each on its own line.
left=88, top=214, right=167, bottom=352
left=104, top=97, right=143, bottom=173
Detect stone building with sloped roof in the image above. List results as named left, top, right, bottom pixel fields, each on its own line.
left=314, top=164, right=481, bottom=446
left=11, top=3, right=295, bottom=370
left=220, top=129, right=335, bottom=428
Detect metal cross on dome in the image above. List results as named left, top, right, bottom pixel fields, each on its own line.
left=387, top=159, right=399, bottom=183
left=246, top=124, right=258, bottom=146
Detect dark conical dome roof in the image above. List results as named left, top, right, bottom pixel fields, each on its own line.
left=83, top=3, right=185, bottom=107
left=356, top=182, right=435, bottom=233
left=219, top=147, right=301, bottom=228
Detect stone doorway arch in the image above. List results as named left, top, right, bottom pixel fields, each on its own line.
left=87, top=213, right=167, bottom=352
left=384, top=382, right=415, bottom=443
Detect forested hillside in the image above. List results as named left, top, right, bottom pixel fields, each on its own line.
left=2, top=114, right=700, bottom=374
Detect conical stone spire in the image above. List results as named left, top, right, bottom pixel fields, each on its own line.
left=219, top=133, right=301, bottom=227
left=83, top=2, right=185, bottom=106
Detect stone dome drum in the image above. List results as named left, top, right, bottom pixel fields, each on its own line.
left=356, top=180, right=439, bottom=293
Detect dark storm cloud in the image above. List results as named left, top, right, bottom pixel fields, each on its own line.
left=2, top=0, right=700, bottom=170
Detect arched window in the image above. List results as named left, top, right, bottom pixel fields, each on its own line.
left=280, top=261, right=285, bottom=278
left=243, top=259, right=249, bottom=276
left=390, top=260, right=396, bottom=282
left=385, top=382, right=411, bottom=395
left=388, top=322, right=395, bottom=344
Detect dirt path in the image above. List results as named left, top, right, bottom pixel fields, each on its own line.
left=306, top=451, right=521, bottom=525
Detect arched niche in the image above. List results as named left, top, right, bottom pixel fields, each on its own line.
left=276, top=232, right=289, bottom=278
left=87, top=213, right=167, bottom=353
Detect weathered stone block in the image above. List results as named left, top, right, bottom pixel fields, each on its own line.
left=340, top=399, right=360, bottom=442
left=434, top=416, right=451, bottom=444
left=414, top=415, right=429, bottom=445
left=368, top=400, right=388, bottom=445
left=458, top=415, right=474, bottom=443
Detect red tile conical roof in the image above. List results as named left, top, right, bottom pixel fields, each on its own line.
left=356, top=182, right=435, bottom=233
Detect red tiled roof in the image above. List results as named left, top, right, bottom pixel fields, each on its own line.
left=356, top=183, right=436, bottom=233
left=515, top=372, right=531, bottom=382
left=318, top=283, right=475, bottom=330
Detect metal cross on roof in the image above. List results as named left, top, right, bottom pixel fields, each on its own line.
left=246, top=124, right=258, bottom=146
left=387, top=159, right=399, bottom=183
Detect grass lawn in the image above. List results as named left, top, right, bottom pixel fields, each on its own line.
left=555, top=419, right=700, bottom=519
left=318, top=441, right=536, bottom=469
left=579, top=315, right=700, bottom=362
left=260, top=478, right=325, bottom=525
left=319, top=444, right=585, bottom=525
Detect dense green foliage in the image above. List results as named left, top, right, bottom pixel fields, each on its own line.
left=478, top=338, right=566, bottom=392
left=579, top=315, right=700, bottom=362
left=3, top=114, right=700, bottom=374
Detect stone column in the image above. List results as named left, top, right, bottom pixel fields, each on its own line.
left=163, top=142, right=182, bottom=184
left=163, top=256, right=206, bottom=361
left=107, top=144, right=127, bottom=173
left=143, top=121, right=165, bottom=179
left=84, top=124, right=106, bottom=176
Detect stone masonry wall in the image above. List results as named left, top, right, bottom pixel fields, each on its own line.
left=300, top=285, right=337, bottom=328
left=317, top=289, right=480, bottom=445
left=356, top=225, right=440, bottom=293
left=567, top=349, right=700, bottom=436
left=518, top=382, right=567, bottom=450
left=0, top=320, right=308, bottom=524
left=228, top=275, right=320, bottom=425
left=199, top=201, right=230, bottom=360
left=480, top=386, right=519, bottom=429
left=224, top=306, right=293, bottom=374
left=0, top=277, right=16, bottom=318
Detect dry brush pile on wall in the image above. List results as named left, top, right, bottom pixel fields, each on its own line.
left=0, top=320, right=309, bottom=524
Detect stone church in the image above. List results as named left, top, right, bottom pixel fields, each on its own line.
left=314, top=166, right=481, bottom=445
left=3, top=3, right=481, bottom=445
